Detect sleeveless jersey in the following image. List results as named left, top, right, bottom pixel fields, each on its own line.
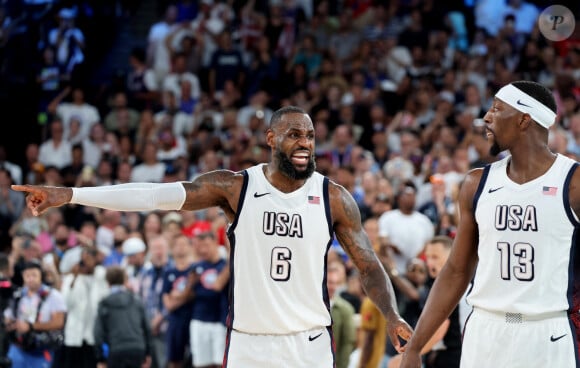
left=468, top=154, right=579, bottom=315
left=227, top=164, right=334, bottom=334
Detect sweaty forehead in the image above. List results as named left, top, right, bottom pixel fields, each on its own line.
left=275, top=113, right=313, bottom=131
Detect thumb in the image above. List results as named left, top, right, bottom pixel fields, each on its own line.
left=389, top=328, right=402, bottom=353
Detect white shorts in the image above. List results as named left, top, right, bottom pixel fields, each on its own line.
left=223, top=327, right=334, bottom=368
left=189, top=319, right=226, bottom=367
left=461, top=308, right=578, bottom=368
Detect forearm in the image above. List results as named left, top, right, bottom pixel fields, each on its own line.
left=32, top=312, right=64, bottom=331
left=406, top=267, right=471, bottom=353
left=360, top=263, right=399, bottom=321
left=71, top=182, right=186, bottom=211
left=383, top=265, right=420, bottom=301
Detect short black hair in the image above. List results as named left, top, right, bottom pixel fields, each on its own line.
left=269, top=106, right=307, bottom=129
left=105, top=266, right=127, bottom=286
left=22, top=260, right=43, bottom=273
left=511, top=80, right=557, bottom=114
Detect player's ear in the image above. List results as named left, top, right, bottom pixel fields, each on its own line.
left=519, top=113, right=532, bottom=130
left=266, top=128, right=276, bottom=148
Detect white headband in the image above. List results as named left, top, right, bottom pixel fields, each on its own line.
left=495, top=84, right=556, bottom=129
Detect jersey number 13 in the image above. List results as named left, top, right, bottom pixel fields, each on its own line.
left=497, top=242, right=534, bottom=281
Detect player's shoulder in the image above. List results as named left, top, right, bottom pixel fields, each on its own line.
left=461, top=166, right=487, bottom=193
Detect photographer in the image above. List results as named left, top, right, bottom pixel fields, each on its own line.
left=4, top=260, right=66, bottom=367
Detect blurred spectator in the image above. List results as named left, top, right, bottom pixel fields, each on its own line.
left=164, top=24, right=202, bottom=76
left=147, top=4, right=179, bottom=86
left=4, top=260, right=66, bottom=368
left=422, top=236, right=465, bottom=368
left=94, top=265, right=152, bottom=368
left=357, top=294, right=387, bottom=368
left=126, top=46, right=160, bottom=111
left=35, top=45, right=65, bottom=114
left=154, top=90, right=195, bottom=138
left=9, top=236, right=42, bottom=288
left=189, top=0, right=231, bottom=88
left=138, top=235, right=171, bottom=368
left=122, top=236, right=148, bottom=293
left=38, top=118, right=72, bottom=170
left=131, top=141, right=167, bottom=183
left=60, top=144, right=85, bottom=186
left=95, top=209, right=123, bottom=254
left=48, top=86, right=101, bottom=143
left=208, top=30, right=245, bottom=101
left=82, top=123, right=114, bottom=170
left=378, top=180, right=434, bottom=274
left=162, top=51, right=201, bottom=106
left=103, top=224, right=129, bottom=267
left=417, top=174, right=455, bottom=227
left=0, top=145, right=22, bottom=185
left=60, top=245, right=108, bottom=368
left=327, top=260, right=356, bottom=368
left=0, top=168, right=24, bottom=245
left=188, top=230, right=228, bottom=368
left=46, top=7, right=85, bottom=81
left=162, top=234, right=196, bottom=368
left=103, top=91, right=140, bottom=137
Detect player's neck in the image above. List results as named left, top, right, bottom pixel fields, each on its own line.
left=507, top=149, right=557, bottom=184
left=263, top=164, right=306, bottom=193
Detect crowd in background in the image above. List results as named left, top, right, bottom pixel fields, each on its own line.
left=0, top=0, right=579, bottom=367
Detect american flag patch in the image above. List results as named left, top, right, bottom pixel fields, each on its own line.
left=308, top=195, right=320, bottom=204
left=542, top=186, right=557, bottom=196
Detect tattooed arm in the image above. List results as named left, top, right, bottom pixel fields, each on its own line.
left=329, top=182, right=413, bottom=352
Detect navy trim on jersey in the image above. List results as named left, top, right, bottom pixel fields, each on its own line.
left=227, top=169, right=250, bottom=235
left=465, top=164, right=491, bottom=301
left=563, top=163, right=580, bottom=227
left=566, top=229, right=580, bottom=368
left=323, top=177, right=332, bottom=238
left=224, top=169, right=249, bottom=335
left=472, top=164, right=491, bottom=214
left=326, top=325, right=337, bottom=368
left=566, top=309, right=580, bottom=368
left=322, top=177, right=334, bottom=315
left=223, top=326, right=232, bottom=367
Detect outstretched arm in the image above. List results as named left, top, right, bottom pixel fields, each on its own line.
left=399, top=170, right=482, bottom=368
left=330, top=183, right=413, bottom=352
left=12, top=170, right=243, bottom=221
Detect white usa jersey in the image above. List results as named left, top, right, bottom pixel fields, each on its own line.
left=227, top=164, right=333, bottom=334
left=468, top=154, right=580, bottom=315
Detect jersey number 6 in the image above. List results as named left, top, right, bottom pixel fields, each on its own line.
left=270, top=247, right=292, bottom=281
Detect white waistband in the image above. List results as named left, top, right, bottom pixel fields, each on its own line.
left=473, top=307, right=566, bottom=323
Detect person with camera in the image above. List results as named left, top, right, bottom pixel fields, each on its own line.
left=4, top=260, right=67, bottom=367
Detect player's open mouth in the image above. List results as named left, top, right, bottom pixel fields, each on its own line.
left=291, top=152, right=310, bottom=166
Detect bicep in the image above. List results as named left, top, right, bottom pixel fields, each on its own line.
left=181, top=170, right=241, bottom=216
left=445, top=172, right=481, bottom=276
left=331, top=185, right=377, bottom=271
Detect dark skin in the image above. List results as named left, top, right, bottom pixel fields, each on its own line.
left=12, top=111, right=413, bottom=352
left=399, top=98, right=580, bottom=367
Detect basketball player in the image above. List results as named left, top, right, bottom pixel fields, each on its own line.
left=399, top=81, right=580, bottom=368
left=12, top=106, right=413, bottom=368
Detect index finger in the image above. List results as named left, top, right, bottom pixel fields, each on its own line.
left=11, top=185, right=36, bottom=193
